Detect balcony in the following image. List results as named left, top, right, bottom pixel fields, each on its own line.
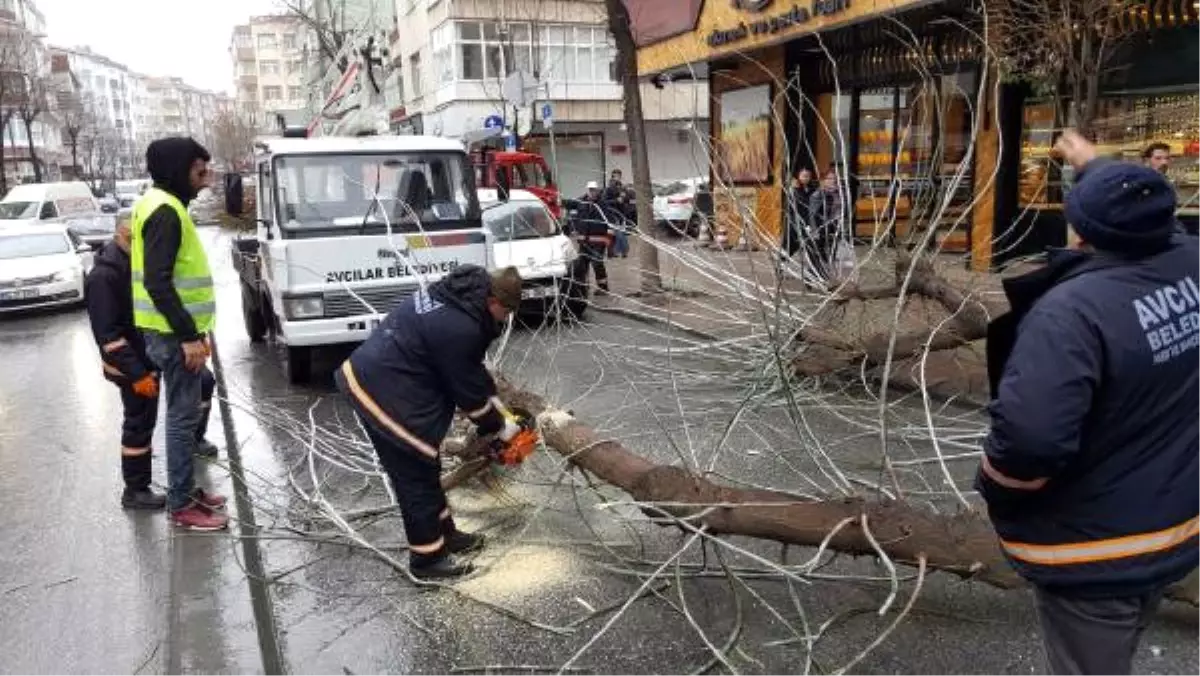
left=238, top=73, right=258, bottom=86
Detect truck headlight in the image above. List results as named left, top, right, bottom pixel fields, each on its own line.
left=283, top=295, right=324, bottom=320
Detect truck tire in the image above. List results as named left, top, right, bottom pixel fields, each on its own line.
left=241, top=282, right=267, bottom=343
left=286, top=346, right=312, bottom=385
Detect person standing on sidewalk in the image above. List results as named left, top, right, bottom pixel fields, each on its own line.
left=131, top=136, right=228, bottom=531
left=569, top=181, right=611, bottom=295
left=977, top=129, right=1198, bottom=675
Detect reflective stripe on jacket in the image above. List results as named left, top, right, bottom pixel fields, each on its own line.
left=130, top=187, right=215, bottom=334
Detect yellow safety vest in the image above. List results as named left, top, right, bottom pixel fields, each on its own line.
left=130, top=187, right=215, bottom=334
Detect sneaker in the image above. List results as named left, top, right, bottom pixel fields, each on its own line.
left=121, top=488, right=166, bottom=511
left=445, top=530, right=486, bottom=555
left=410, top=553, right=475, bottom=580
left=172, top=505, right=229, bottom=531
left=194, top=440, right=220, bottom=458
left=190, top=487, right=228, bottom=511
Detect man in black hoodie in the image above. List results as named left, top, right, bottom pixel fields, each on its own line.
left=132, top=136, right=227, bottom=531
left=336, top=265, right=525, bottom=579
left=86, top=217, right=222, bottom=510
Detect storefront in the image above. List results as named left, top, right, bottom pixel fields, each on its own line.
left=633, top=0, right=1200, bottom=270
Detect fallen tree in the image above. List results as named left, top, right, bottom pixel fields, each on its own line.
left=440, top=376, right=1197, bottom=606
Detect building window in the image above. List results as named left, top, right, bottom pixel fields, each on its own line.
left=282, top=33, right=297, bottom=50
left=260, top=60, right=280, bottom=75
left=288, top=59, right=303, bottom=75
left=287, top=87, right=303, bottom=103
left=409, top=52, right=423, bottom=97
left=257, top=33, right=277, bottom=50
left=263, top=86, right=282, bottom=102
left=536, top=24, right=614, bottom=83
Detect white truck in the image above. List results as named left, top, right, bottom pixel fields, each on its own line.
left=225, top=135, right=492, bottom=384
left=223, top=30, right=497, bottom=383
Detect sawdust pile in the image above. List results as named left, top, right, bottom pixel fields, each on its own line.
left=455, top=545, right=577, bottom=603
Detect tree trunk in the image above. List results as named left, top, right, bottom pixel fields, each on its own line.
left=22, top=115, right=42, bottom=183
left=606, top=0, right=662, bottom=293
left=0, top=112, right=9, bottom=195
left=484, top=376, right=1198, bottom=606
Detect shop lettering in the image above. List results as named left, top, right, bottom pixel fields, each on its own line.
left=708, top=0, right=852, bottom=48
left=326, top=260, right=461, bottom=283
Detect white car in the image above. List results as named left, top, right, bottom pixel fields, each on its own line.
left=0, top=225, right=94, bottom=313
left=652, top=177, right=712, bottom=237
left=479, top=188, right=583, bottom=318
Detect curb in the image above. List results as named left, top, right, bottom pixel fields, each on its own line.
left=591, top=302, right=721, bottom=342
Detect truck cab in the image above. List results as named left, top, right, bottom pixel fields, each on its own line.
left=472, top=149, right=560, bottom=220
left=228, top=135, right=489, bottom=383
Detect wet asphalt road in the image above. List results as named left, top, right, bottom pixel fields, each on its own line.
left=0, top=227, right=1195, bottom=674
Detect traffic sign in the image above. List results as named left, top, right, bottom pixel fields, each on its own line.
left=541, top=103, right=553, bottom=121
left=504, top=131, right=517, bottom=151
left=483, top=114, right=504, bottom=129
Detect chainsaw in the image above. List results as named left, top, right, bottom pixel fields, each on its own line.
left=489, top=406, right=539, bottom=466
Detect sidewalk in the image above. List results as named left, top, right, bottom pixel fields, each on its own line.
left=591, top=239, right=1008, bottom=404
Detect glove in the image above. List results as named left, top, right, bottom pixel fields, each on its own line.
left=131, top=373, right=159, bottom=399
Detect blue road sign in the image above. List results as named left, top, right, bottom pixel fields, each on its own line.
left=541, top=103, right=553, bottom=121
left=484, top=114, right=504, bottom=129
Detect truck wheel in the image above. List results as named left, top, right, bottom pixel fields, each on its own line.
left=286, top=346, right=312, bottom=385
left=241, top=283, right=267, bottom=343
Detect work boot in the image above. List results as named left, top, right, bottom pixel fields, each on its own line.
left=190, top=487, right=228, bottom=511
left=445, top=529, right=486, bottom=555
left=194, top=439, right=220, bottom=458
left=121, top=488, right=166, bottom=511
left=410, top=552, right=475, bottom=580
left=171, top=505, right=229, bottom=531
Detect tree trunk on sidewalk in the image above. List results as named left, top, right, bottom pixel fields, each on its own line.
left=606, top=0, right=662, bottom=293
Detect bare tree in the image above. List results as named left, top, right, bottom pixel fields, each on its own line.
left=606, top=0, right=661, bottom=292
left=13, top=65, right=51, bottom=183
left=278, top=0, right=351, bottom=71
left=58, top=91, right=92, bottom=181
left=211, top=108, right=258, bottom=172
left=0, top=30, right=27, bottom=194
left=988, top=0, right=1142, bottom=133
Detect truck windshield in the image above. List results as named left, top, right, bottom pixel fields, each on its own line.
left=273, top=152, right=480, bottom=233
left=484, top=202, right=559, bottom=240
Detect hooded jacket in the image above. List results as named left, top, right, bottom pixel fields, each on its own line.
left=140, top=137, right=211, bottom=341
left=335, top=265, right=506, bottom=462
left=85, top=241, right=154, bottom=383
left=978, top=235, right=1199, bottom=597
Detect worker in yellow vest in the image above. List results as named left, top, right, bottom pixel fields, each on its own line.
left=130, top=137, right=228, bottom=531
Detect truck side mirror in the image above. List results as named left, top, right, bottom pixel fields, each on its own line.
left=496, top=166, right=510, bottom=203
left=224, top=173, right=244, bottom=216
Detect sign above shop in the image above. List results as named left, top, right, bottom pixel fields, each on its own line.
left=708, top=0, right=852, bottom=48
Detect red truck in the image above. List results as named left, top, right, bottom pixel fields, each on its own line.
left=472, top=148, right=561, bottom=220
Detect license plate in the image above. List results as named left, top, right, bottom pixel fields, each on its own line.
left=521, top=285, right=557, bottom=300
left=0, top=288, right=39, bottom=301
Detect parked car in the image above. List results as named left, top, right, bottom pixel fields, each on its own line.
left=115, top=179, right=151, bottom=208
left=652, top=177, right=713, bottom=237
left=479, top=188, right=584, bottom=319
left=97, top=193, right=120, bottom=213
left=0, top=225, right=94, bottom=313
left=0, top=181, right=114, bottom=249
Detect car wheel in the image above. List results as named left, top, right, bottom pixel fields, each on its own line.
left=241, top=282, right=267, bottom=343
left=286, top=346, right=312, bottom=385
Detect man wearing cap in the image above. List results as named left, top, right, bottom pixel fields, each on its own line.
left=977, top=130, right=1198, bottom=675
left=567, top=181, right=611, bottom=295
left=336, top=265, right=525, bottom=579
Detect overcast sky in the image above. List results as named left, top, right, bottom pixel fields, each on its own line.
left=40, top=0, right=278, bottom=94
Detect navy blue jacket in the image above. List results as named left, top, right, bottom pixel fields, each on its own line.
left=85, top=242, right=154, bottom=384
left=335, top=266, right=506, bottom=462
left=978, top=235, right=1199, bottom=597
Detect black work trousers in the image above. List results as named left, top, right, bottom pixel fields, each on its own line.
left=360, top=419, right=450, bottom=555
left=1034, top=585, right=1165, bottom=674
left=573, top=245, right=609, bottom=292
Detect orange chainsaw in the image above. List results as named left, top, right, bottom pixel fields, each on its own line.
left=489, top=406, right=539, bottom=466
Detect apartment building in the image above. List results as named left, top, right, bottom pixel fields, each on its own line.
left=391, top=0, right=710, bottom=195
left=53, top=46, right=141, bottom=177
left=1, top=0, right=66, bottom=187
left=230, top=15, right=310, bottom=129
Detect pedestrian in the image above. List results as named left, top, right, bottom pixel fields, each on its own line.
left=1142, top=142, right=1171, bottom=175
left=807, top=166, right=845, bottom=280
left=783, top=168, right=817, bottom=259
left=570, top=181, right=611, bottom=295
left=86, top=214, right=222, bottom=510
left=131, top=136, right=228, bottom=531
left=603, top=185, right=632, bottom=258
left=977, top=129, right=1198, bottom=675
left=335, top=265, right=527, bottom=579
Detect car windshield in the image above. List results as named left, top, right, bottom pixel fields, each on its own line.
left=274, top=152, right=480, bottom=233
left=0, top=233, right=69, bottom=260
left=653, top=182, right=688, bottom=196
left=0, top=201, right=38, bottom=220
left=484, top=202, right=559, bottom=241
